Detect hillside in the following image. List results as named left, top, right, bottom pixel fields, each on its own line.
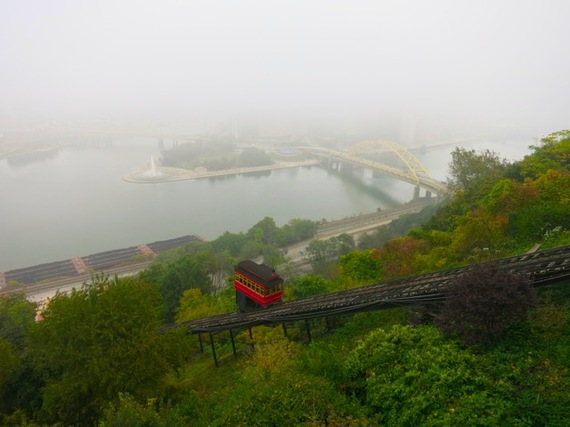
left=0, top=131, right=569, bottom=426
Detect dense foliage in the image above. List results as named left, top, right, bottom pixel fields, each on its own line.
left=305, top=233, right=355, bottom=276
left=437, top=263, right=538, bottom=345
left=0, top=131, right=569, bottom=426
left=211, top=216, right=318, bottom=261
left=160, top=141, right=273, bottom=171
left=160, top=140, right=231, bottom=168
left=345, top=325, right=516, bottom=425
left=28, top=276, right=187, bottom=425
left=286, top=275, right=334, bottom=300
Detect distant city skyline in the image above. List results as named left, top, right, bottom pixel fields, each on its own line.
left=1, top=0, right=568, bottom=141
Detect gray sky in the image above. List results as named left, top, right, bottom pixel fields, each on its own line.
left=1, top=0, right=568, bottom=134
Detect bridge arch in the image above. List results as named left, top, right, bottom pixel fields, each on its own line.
left=348, top=140, right=431, bottom=184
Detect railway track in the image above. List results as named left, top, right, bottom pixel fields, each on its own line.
left=176, top=245, right=570, bottom=334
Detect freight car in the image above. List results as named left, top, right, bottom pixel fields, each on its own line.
left=234, top=260, right=283, bottom=312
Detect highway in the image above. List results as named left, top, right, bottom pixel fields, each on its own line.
left=283, top=199, right=436, bottom=265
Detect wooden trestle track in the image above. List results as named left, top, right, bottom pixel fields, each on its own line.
left=167, top=245, right=570, bottom=365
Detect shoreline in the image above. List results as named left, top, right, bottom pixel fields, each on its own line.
left=122, top=159, right=320, bottom=183
left=1, top=200, right=436, bottom=301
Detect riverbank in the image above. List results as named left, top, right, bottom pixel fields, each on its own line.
left=2, top=200, right=437, bottom=301
left=122, top=159, right=320, bottom=183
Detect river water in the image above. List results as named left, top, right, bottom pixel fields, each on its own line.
left=0, top=137, right=530, bottom=271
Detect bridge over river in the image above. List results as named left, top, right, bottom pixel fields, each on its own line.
left=58, top=129, right=448, bottom=197
left=50, top=127, right=448, bottom=197
left=306, top=140, right=449, bottom=198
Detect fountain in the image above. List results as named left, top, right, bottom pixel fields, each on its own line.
left=123, top=155, right=175, bottom=183
left=145, top=156, right=162, bottom=178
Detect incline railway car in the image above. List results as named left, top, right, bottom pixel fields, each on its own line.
left=234, top=260, right=284, bottom=312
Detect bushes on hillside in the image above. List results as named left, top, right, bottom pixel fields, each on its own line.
left=345, top=325, right=515, bottom=425
left=436, top=263, right=538, bottom=345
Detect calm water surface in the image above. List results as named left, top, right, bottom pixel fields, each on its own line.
left=0, top=138, right=530, bottom=271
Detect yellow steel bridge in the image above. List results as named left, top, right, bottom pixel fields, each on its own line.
left=310, top=140, right=448, bottom=197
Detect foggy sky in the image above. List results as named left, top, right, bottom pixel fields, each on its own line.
left=1, top=0, right=569, bottom=133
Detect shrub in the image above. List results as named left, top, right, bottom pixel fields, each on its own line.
left=436, top=263, right=538, bottom=345
left=344, top=325, right=515, bottom=425
left=286, top=275, right=334, bottom=300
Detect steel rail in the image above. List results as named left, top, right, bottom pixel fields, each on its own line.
left=166, top=245, right=570, bottom=334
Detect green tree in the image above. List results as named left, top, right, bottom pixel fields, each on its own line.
left=518, top=130, right=570, bottom=179
left=411, top=229, right=456, bottom=271
left=211, top=231, right=247, bottom=257
left=498, top=170, right=570, bottom=243
left=29, top=276, right=171, bottom=425
left=99, top=393, right=165, bottom=427
left=0, top=294, right=41, bottom=416
left=286, top=218, right=318, bottom=242
left=261, top=245, right=286, bottom=269
left=305, top=234, right=355, bottom=276
left=305, top=239, right=335, bottom=269
left=306, top=235, right=354, bottom=265
left=203, top=155, right=234, bottom=171
left=339, top=250, right=382, bottom=283
left=237, top=146, right=272, bottom=167
left=335, top=233, right=356, bottom=255
left=286, top=275, right=334, bottom=300
left=238, top=239, right=265, bottom=260
left=447, top=147, right=509, bottom=202
left=210, top=217, right=317, bottom=258
left=0, top=294, right=37, bottom=350
left=357, top=205, right=440, bottom=251
left=216, top=331, right=365, bottom=426
left=534, top=168, right=570, bottom=205
left=247, top=216, right=280, bottom=245
left=449, top=209, right=509, bottom=261
left=216, top=370, right=364, bottom=426
left=0, top=337, right=19, bottom=396
left=142, top=253, right=212, bottom=322
left=345, top=325, right=516, bottom=425
left=357, top=223, right=400, bottom=249
left=200, top=249, right=235, bottom=294
left=176, top=288, right=234, bottom=322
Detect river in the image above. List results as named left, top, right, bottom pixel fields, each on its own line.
left=0, top=137, right=530, bottom=271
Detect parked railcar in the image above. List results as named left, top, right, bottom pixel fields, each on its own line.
left=234, top=260, right=283, bottom=312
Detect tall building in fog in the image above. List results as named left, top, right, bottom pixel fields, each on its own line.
left=399, top=114, right=416, bottom=146
left=231, top=119, right=240, bottom=139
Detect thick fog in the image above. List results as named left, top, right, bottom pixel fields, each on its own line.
left=1, top=0, right=569, bottom=136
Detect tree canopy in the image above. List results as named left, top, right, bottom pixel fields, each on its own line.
left=447, top=147, right=509, bottom=199
left=28, top=276, right=177, bottom=425
left=1, top=130, right=569, bottom=426
left=437, top=263, right=538, bottom=345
